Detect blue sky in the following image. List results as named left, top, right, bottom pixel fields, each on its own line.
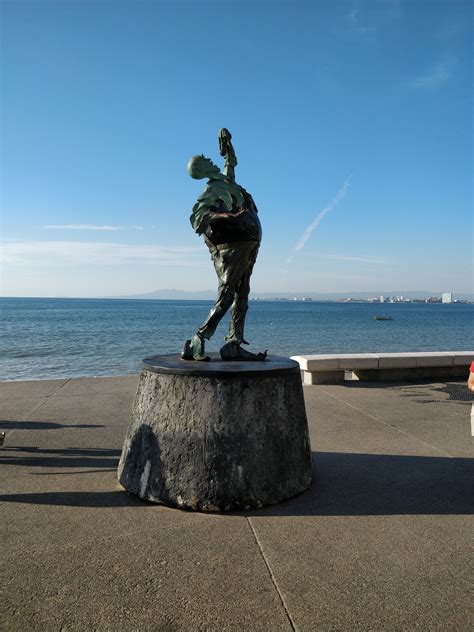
left=1, top=0, right=472, bottom=297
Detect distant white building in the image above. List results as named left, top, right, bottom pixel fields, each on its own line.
left=442, top=292, right=453, bottom=304
left=380, top=295, right=385, bottom=303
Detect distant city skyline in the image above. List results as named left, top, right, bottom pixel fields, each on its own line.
left=1, top=0, right=472, bottom=297
left=62, top=288, right=474, bottom=302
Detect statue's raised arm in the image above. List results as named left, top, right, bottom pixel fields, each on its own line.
left=218, top=128, right=237, bottom=182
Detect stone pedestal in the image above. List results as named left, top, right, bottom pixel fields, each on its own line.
left=118, top=354, right=312, bottom=511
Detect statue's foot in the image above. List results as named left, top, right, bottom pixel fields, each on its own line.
left=181, top=335, right=210, bottom=361
left=220, top=341, right=267, bottom=362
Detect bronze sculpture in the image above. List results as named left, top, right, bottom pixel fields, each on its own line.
left=182, top=129, right=266, bottom=361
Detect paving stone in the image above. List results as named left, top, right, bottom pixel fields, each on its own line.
left=2, top=519, right=291, bottom=631
left=58, top=374, right=138, bottom=396
left=0, top=378, right=68, bottom=400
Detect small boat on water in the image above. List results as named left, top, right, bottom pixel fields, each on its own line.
left=373, top=315, right=393, bottom=321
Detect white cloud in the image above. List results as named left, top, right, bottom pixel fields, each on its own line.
left=318, top=254, right=389, bottom=264
left=286, top=251, right=387, bottom=270
left=1, top=241, right=203, bottom=267
left=43, top=224, right=147, bottom=231
left=345, top=5, right=376, bottom=40
left=347, top=6, right=359, bottom=24
left=410, top=54, right=456, bottom=89
left=43, top=224, right=124, bottom=231
left=292, top=176, right=352, bottom=255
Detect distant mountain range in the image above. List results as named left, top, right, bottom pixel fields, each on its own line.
left=116, top=289, right=217, bottom=300
left=115, top=289, right=474, bottom=301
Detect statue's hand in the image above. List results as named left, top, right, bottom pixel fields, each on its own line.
left=218, top=128, right=238, bottom=178
left=219, top=128, right=236, bottom=158
left=219, top=128, right=232, bottom=148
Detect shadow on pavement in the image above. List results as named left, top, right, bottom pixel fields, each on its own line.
left=0, top=490, right=145, bottom=508
left=396, top=382, right=474, bottom=404
left=247, top=451, right=474, bottom=517
left=0, top=420, right=104, bottom=430
left=0, top=446, right=121, bottom=469
left=0, top=451, right=472, bottom=514
left=340, top=380, right=473, bottom=404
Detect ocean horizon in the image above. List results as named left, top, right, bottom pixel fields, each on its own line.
left=1, top=297, right=472, bottom=381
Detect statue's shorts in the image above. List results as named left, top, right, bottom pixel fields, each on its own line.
left=209, top=240, right=259, bottom=294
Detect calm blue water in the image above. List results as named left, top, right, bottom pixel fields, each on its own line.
left=1, top=298, right=472, bottom=380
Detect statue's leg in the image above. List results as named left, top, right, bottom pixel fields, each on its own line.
left=225, top=291, right=249, bottom=344
left=226, top=244, right=259, bottom=344
left=197, top=288, right=235, bottom=340
left=197, top=246, right=240, bottom=341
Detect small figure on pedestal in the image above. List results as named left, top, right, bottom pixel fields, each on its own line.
left=182, top=129, right=267, bottom=362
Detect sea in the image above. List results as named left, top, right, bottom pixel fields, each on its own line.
left=1, top=297, right=473, bottom=381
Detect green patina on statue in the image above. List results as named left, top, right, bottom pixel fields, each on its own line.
left=182, top=129, right=267, bottom=362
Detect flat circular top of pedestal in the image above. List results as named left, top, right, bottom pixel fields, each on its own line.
left=142, top=354, right=300, bottom=378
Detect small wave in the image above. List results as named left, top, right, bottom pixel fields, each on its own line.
left=1, top=348, right=58, bottom=358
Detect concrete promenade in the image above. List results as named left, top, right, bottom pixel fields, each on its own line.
left=1, top=375, right=472, bottom=631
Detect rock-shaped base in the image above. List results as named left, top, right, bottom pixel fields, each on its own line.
left=118, top=354, right=312, bottom=511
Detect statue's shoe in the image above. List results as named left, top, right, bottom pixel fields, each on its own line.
left=220, top=342, right=267, bottom=362
left=181, top=336, right=210, bottom=362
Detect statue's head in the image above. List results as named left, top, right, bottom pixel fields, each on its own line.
left=187, top=155, right=221, bottom=180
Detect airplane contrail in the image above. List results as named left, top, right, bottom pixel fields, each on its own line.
left=290, top=175, right=352, bottom=261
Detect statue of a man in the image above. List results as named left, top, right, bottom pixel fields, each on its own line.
left=182, top=129, right=266, bottom=362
